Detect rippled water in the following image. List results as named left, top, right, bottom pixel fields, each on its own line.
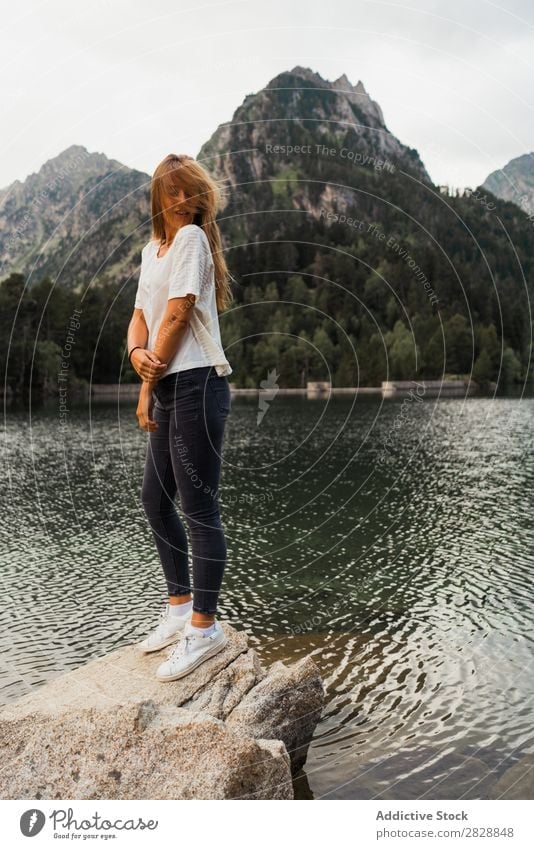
left=1, top=390, right=534, bottom=800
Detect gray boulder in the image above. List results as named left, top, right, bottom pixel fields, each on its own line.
left=0, top=622, right=325, bottom=800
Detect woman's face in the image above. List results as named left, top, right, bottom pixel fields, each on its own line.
left=162, top=185, right=188, bottom=217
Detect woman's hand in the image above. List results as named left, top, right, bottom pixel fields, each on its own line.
left=136, top=382, right=158, bottom=432
left=130, top=348, right=167, bottom=382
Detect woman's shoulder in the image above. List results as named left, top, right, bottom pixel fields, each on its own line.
left=176, top=224, right=209, bottom=246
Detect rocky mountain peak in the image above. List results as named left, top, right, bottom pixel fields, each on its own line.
left=287, top=65, right=327, bottom=87
left=243, top=66, right=397, bottom=151
left=332, top=73, right=367, bottom=96
left=482, top=152, right=534, bottom=212
left=280, top=66, right=374, bottom=106
left=200, top=65, right=430, bottom=192
left=0, top=144, right=149, bottom=285
left=26, top=144, right=124, bottom=187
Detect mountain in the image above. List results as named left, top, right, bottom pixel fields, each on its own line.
left=0, top=144, right=150, bottom=289
left=200, top=65, right=431, bottom=228
left=197, top=66, right=532, bottom=388
left=1, top=68, right=533, bottom=394
left=197, top=64, right=441, bottom=273
left=0, top=69, right=434, bottom=290
left=482, top=152, right=534, bottom=214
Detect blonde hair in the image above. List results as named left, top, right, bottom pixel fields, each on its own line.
left=150, top=154, right=233, bottom=312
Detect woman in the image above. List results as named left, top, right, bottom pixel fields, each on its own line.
left=127, top=153, right=233, bottom=682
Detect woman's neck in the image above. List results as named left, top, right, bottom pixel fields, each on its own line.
left=162, top=214, right=194, bottom=244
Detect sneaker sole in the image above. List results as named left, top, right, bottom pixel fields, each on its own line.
left=136, top=628, right=186, bottom=654
left=156, top=634, right=227, bottom=681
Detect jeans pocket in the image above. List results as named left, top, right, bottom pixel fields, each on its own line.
left=208, top=379, right=231, bottom=416
left=157, top=380, right=201, bottom=421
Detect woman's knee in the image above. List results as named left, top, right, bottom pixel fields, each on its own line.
left=141, top=457, right=176, bottom=519
left=183, top=500, right=222, bottom=528
left=141, top=479, right=168, bottom=520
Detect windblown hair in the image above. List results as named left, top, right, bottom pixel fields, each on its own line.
left=150, top=154, right=233, bottom=312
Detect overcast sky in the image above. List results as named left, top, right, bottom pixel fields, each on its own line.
left=1, top=0, right=533, bottom=190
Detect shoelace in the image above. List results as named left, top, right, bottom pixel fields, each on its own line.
left=145, top=605, right=176, bottom=645
left=152, top=604, right=171, bottom=635
left=166, top=634, right=195, bottom=661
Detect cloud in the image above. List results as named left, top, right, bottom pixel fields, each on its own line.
left=0, top=0, right=532, bottom=189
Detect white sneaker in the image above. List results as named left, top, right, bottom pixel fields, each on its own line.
left=156, top=620, right=227, bottom=681
left=136, top=603, right=193, bottom=653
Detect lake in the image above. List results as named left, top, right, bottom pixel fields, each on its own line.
left=1, top=390, right=534, bottom=800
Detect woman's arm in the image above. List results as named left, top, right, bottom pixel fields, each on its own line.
left=127, top=308, right=167, bottom=383
left=143, top=293, right=196, bottom=389
left=127, top=307, right=148, bottom=352
left=135, top=294, right=196, bottom=432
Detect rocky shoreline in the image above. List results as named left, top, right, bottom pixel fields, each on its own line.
left=0, top=622, right=325, bottom=800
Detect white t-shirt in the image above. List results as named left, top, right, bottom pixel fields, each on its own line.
left=134, top=224, right=232, bottom=377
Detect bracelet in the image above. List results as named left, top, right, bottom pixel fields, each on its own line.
left=128, top=345, right=142, bottom=364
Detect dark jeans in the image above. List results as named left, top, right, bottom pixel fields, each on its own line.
left=140, top=366, right=231, bottom=614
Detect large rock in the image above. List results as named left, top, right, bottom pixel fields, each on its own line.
left=226, top=656, right=325, bottom=773
left=0, top=702, right=292, bottom=800
left=0, top=622, right=325, bottom=800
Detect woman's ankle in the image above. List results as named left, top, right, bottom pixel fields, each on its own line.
left=169, top=593, right=192, bottom=605
left=191, top=612, right=215, bottom=628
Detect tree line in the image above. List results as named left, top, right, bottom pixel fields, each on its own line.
left=1, top=180, right=532, bottom=400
